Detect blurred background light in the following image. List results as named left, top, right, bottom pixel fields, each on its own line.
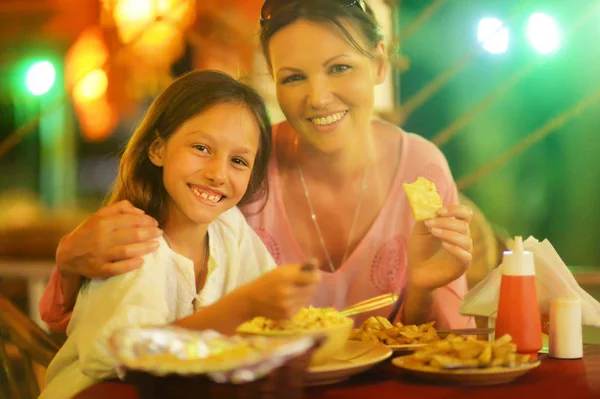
left=478, top=17, right=510, bottom=54
left=25, top=61, right=56, bottom=96
left=527, top=12, right=561, bottom=55
left=72, top=68, right=108, bottom=103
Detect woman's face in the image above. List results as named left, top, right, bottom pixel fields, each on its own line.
left=268, top=19, right=386, bottom=153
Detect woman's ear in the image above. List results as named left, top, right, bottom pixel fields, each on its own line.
left=373, top=41, right=388, bottom=85
left=148, top=136, right=165, bottom=167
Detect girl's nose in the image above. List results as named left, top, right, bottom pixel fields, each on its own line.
left=204, top=157, right=227, bottom=185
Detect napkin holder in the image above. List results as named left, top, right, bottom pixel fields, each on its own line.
left=460, top=236, right=600, bottom=328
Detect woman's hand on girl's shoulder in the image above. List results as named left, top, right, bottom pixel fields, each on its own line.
left=56, top=200, right=162, bottom=279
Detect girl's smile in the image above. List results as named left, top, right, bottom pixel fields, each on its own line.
left=189, top=184, right=226, bottom=205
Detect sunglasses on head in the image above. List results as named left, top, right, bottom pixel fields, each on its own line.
left=260, top=0, right=367, bottom=26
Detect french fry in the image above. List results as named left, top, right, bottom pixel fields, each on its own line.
left=349, top=318, right=441, bottom=345
left=405, top=333, right=532, bottom=369
left=376, top=316, right=393, bottom=329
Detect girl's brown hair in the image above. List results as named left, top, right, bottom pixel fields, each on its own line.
left=107, top=70, right=272, bottom=224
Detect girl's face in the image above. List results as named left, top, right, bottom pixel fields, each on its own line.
left=150, top=102, right=260, bottom=226
left=268, top=19, right=386, bottom=153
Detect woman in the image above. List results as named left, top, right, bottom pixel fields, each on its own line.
left=40, top=0, right=473, bottom=330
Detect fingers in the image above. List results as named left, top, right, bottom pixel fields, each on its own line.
left=92, top=258, right=145, bottom=279
left=426, top=207, right=472, bottom=254
left=294, top=266, right=321, bottom=286
left=275, top=263, right=321, bottom=286
left=276, top=285, right=317, bottom=319
left=430, top=227, right=472, bottom=252
left=108, top=225, right=162, bottom=246
left=261, top=264, right=319, bottom=319
left=425, top=217, right=470, bottom=235
left=437, top=205, right=473, bottom=223
left=98, top=213, right=159, bottom=233
left=104, top=241, right=161, bottom=262
left=96, top=200, right=145, bottom=217
left=441, top=242, right=472, bottom=267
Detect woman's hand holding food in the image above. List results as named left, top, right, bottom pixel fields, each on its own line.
left=407, top=204, right=473, bottom=293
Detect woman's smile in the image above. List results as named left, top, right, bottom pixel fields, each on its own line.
left=307, top=110, right=349, bottom=133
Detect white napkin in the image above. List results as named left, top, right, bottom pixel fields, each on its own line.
left=460, top=236, right=600, bottom=327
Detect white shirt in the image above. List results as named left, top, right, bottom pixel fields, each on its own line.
left=41, top=207, right=275, bottom=399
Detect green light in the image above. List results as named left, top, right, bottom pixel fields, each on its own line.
left=25, top=60, right=56, bottom=96
left=527, top=13, right=561, bottom=55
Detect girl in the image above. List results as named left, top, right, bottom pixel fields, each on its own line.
left=40, top=70, right=319, bottom=399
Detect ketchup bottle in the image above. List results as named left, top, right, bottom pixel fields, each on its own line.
left=495, top=236, right=543, bottom=359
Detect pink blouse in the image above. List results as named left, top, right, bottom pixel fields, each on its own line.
left=241, top=122, right=474, bottom=329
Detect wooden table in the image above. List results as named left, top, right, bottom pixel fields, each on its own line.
left=74, top=345, right=600, bottom=399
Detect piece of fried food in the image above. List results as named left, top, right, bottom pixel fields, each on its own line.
left=405, top=334, right=531, bottom=369
left=349, top=317, right=440, bottom=345
left=402, top=177, right=443, bottom=221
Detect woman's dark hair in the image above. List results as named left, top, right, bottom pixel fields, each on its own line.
left=260, top=0, right=384, bottom=67
left=107, top=69, right=272, bottom=225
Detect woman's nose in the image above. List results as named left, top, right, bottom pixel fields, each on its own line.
left=307, top=76, right=333, bottom=110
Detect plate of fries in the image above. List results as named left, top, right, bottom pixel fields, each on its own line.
left=349, top=316, right=439, bottom=353
left=392, top=334, right=541, bottom=385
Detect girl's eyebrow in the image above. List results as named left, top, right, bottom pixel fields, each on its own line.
left=187, top=130, right=213, bottom=141
left=235, top=148, right=255, bottom=155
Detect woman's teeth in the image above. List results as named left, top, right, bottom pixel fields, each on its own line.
left=310, top=111, right=347, bottom=126
left=191, top=187, right=222, bottom=203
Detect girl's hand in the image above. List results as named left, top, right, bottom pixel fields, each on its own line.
left=238, top=263, right=321, bottom=320
left=407, top=205, right=473, bottom=293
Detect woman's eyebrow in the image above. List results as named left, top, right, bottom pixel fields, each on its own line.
left=276, top=54, right=351, bottom=75
left=322, top=54, right=351, bottom=66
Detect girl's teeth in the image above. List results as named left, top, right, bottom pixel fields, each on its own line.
left=192, top=188, right=221, bottom=203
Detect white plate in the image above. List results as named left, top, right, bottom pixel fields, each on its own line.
left=392, top=356, right=541, bottom=386
left=304, top=341, right=392, bottom=386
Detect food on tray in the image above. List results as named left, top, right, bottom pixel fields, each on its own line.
left=349, top=316, right=440, bottom=345
left=238, top=307, right=349, bottom=332
left=405, top=333, right=532, bottom=369
left=109, top=327, right=318, bottom=379
left=136, top=336, right=259, bottom=367
left=403, top=177, right=443, bottom=221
